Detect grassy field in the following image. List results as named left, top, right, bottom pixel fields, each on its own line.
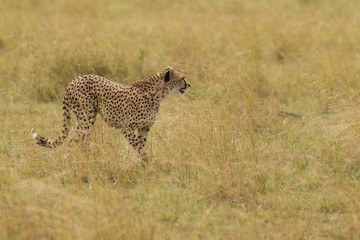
left=1, top=0, right=360, bottom=239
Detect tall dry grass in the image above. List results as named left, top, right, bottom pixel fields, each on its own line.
left=1, top=0, right=360, bottom=239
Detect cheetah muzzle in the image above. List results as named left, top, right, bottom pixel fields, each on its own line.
left=32, top=66, right=190, bottom=165
left=179, top=87, right=188, bottom=94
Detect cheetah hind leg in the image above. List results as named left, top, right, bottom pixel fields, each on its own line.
left=70, top=106, right=97, bottom=151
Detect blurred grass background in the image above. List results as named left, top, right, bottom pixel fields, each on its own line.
left=1, top=0, right=360, bottom=239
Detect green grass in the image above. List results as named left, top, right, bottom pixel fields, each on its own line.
left=1, top=0, right=360, bottom=239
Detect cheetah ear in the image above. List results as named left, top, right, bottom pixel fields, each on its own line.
left=165, top=66, right=174, bottom=82
left=165, top=66, right=174, bottom=71
left=165, top=71, right=171, bottom=82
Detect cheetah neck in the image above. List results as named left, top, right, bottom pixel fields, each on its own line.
left=132, top=73, right=170, bottom=101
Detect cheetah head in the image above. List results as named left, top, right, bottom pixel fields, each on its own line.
left=164, top=66, right=191, bottom=95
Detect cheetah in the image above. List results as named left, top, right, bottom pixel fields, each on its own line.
left=32, top=66, right=191, bottom=164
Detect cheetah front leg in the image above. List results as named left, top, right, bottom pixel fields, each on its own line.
left=122, top=129, right=148, bottom=165
left=138, top=126, right=151, bottom=147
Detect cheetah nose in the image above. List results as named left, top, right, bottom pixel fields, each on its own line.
left=187, top=83, right=191, bottom=88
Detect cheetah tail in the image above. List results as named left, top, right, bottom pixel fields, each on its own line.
left=32, top=104, right=71, bottom=148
